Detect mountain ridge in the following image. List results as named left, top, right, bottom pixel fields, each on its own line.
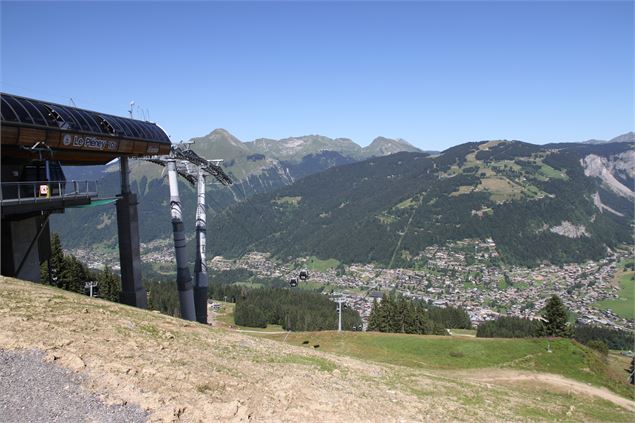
left=204, top=137, right=634, bottom=266
left=55, top=128, right=425, bottom=249
left=191, top=128, right=424, bottom=162
left=55, top=132, right=634, bottom=267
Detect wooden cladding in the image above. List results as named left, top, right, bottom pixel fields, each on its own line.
left=1, top=123, right=170, bottom=164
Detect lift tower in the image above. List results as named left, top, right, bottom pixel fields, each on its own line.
left=143, top=144, right=231, bottom=322
left=194, top=166, right=208, bottom=324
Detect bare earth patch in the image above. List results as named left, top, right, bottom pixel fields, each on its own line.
left=458, top=369, right=635, bottom=413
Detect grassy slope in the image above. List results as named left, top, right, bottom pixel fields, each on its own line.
left=304, top=256, right=341, bottom=272
left=254, top=331, right=634, bottom=400
left=218, top=288, right=634, bottom=401
left=2, top=277, right=634, bottom=422
left=213, top=302, right=285, bottom=332
left=596, top=270, right=635, bottom=320
left=218, top=295, right=633, bottom=399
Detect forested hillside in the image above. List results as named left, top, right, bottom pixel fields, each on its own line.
left=53, top=129, right=421, bottom=249
left=54, top=131, right=634, bottom=268
left=204, top=135, right=634, bottom=266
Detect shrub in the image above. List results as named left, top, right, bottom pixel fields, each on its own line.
left=587, top=340, right=609, bottom=356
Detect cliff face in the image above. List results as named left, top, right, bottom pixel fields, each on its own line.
left=582, top=151, right=635, bottom=200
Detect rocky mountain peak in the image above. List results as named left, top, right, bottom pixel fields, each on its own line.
left=609, top=131, right=635, bottom=143
left=364, top=136, right=422, bottom=156
left=201, top=128, right=247, bottom=149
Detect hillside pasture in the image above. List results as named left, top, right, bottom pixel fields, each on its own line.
left=258, top=331, right=634, bottom=400
left=595, top=271, right=635, bottom=320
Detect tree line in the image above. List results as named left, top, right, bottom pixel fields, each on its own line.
left=39, top=233, right=121, bottom=302
left=477, top=295, right=635, bottom=351
left=573, top=324, right=635, bottom=351
left=146, top=279, right=180, bottom=317
left=233, top=288, right=362, bottom=331
left=367, top=294, right=471, bottom=335
left=476, top=316, right=543, bottom=338
left=477, top=295, right=570, bottom=338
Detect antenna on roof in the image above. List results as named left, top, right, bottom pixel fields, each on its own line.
left=137, top=104, right=147, bottom=121
left=129, top=101, right=135, bottom=119
left=69, top=98, right=77, bottom=107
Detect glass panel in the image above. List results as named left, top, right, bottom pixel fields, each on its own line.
left=96, top=116, right=115, bottom=135
left=144, top=124, right=160, bottom=140
left=27, top=100, right=56, bottom=127
left=65, top=108, right=92, bottom=132
left=3, top=95, right=33, bottom=123
left=113, top=116, right=141, bottom=138
left=48, top=105, right=78, bottom=129
left=74, top=109, right=101, bottom=133
left=128, top=119, right=150, bottom=139
left=21, top=99, right=49, bottom=126
left=1, top=98, right=19, bottom=122
left=150, top=124, right=169, bottom=141
left=99, top=114, right=124, bottom=135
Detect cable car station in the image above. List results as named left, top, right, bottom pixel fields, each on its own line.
left=1, top=92, right=171, bottom=308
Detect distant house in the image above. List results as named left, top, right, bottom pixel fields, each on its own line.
left=369, top=291, right=383, bottom=301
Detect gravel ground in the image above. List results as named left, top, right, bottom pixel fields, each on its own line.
left=0, top=349, right=147, bottom=423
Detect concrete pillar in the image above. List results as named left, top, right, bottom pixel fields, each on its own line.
left=116, top=157, right=147, bottom=308
left=167, top=159, right=196, bottom=321
left=1, top=217, right=41, bottom=282
left=193, top=169, right=208, bottom=324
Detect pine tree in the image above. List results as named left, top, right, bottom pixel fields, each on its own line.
left=627, top=357, right=634, bottom=385
left=540, top=295, right=570, bottom=337
left=395, top=297, right=408, bottom=333
left=61, top=255, right=86, bottom=294
left=382, top=294, right=397, bottom=332
left=98, top=266, right=121, bottom=302
left=40, top=260, right=49, bottom=284
left=402, top=301, right=417, bottom=334
left=49, top=233, right=65, bottom=287
left=367, top=299, right=380, bottom=331
left=413, top=306, right=429, bottom=334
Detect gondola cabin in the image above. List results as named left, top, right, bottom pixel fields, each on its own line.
left=289, top=278, right=298, bottom=288
left=299, top=269, right=309, bottom=280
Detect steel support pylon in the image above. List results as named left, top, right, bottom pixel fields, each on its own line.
left=193, top=168, right=209, bottom=324
left=167, top=159, right=195, bottom=321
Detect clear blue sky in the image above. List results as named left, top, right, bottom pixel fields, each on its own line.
left=1, top=1, right=633, bottom=150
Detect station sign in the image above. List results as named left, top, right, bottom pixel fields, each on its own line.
left=62, top=133, right=119, bottom=151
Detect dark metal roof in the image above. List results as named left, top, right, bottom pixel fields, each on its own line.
left=0, top=92, right=170, bottom=144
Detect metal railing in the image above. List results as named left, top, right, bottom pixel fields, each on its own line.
left=0, top=180, right=99, bottom=203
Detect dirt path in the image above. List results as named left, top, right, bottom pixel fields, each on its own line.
left=465, top=369, right=635, bottom=412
